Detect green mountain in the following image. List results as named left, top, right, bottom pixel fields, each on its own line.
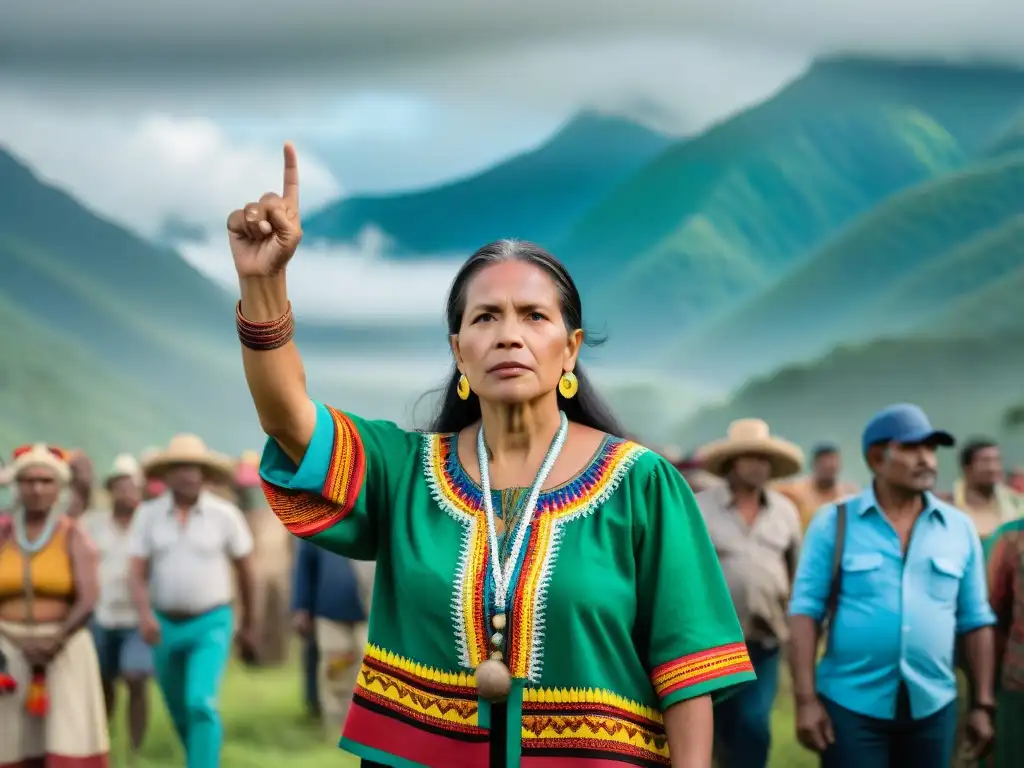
left=677, top=334, right=1024, bottom=483
left=0, top=296, right=179, bottom=465
left=580, top=107, right=962, bottom=337
left=302, top=112, right=671, bottom=255
left=0, top=148, right=261, bottom=458
left=983, top=114, right=1024, bottom=159
left=680, top=152, right=1024, bottom=384
left=550, top=58, right=1024, bottom=348
left=861, top=213, right=1024, bottom=337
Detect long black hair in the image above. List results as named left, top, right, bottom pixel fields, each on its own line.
left=423, top=239, right=628, bottom=437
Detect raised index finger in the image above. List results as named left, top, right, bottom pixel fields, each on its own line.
left=282, top=141, right=299, bottom=206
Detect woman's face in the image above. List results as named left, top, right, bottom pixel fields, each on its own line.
left=452, top=261, right=582, bottom=406
left=16, top=466, right=62, bottom=514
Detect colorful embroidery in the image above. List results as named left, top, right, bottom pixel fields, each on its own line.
left=354, top=644, right=485, bottom=736
left=262, top=406, right=366, bottom=538
left=650, top=642, right=754, bottom=701
left=425, top=433, right=646, bottom=678
left=521, top=686, right=669, bottom=764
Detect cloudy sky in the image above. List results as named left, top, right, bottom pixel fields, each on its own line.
left=2, top=0, right=1022, bottom=324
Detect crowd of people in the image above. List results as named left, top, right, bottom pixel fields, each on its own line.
left=0, top=436, right=371, bottom=768
left=1, top=401, right=1022, bottom=767
left=4, top=147, right=1024, bottom=768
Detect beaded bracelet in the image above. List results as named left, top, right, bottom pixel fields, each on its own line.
left=236, top=301, right=295, bottom=351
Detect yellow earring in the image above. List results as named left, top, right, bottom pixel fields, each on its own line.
left=456, top=374, right=471, bottom=401
left=558, top=371, right=578, bottom=399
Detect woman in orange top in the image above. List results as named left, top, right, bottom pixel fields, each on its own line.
left=0, top=443, right=109, bottom=767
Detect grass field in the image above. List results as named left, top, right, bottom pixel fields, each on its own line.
left=111, top=649, right=817, bottom=767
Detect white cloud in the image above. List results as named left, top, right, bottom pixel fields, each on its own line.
left=3, top=0, right=1023, bottom=71
left=179, top=227, right=462, bottom=323
left=0, top=93, right=342, bottom=238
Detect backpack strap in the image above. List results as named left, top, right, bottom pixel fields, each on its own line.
left=822, top=502, right=848, bottom=647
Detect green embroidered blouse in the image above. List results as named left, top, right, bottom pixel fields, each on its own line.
left=260, top=402, right=754, bottom=767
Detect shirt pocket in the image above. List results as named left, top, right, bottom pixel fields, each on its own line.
left=927, top=556, right=963, bottom=603
left=841, top=552, right=884, bottom=597
left=755, top=524, right=792, bottom=554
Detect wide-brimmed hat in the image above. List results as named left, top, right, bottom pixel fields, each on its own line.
left=142, top=434, right=234, bottom=482
left=0, top=443, right=72, bottom=485
left=104, top=453, right=143, bottom=489
left=696, top=419, right=804, bottom=480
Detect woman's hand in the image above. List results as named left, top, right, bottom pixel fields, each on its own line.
left=21, top=636, right=61, bottom=667
left=227, top=142, right=304, bottom=278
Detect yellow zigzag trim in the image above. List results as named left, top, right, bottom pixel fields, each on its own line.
left=363, top=643, right=477, bottom=688
left=522, top=686, right=662, bottom=723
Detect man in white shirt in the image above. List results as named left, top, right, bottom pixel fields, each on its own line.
left=128, top=435, right=255, bottom=768
left=85, top=454, right=152, bottom=755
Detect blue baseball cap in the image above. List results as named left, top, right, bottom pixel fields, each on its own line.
left=861, top=403, right=955, bottom=454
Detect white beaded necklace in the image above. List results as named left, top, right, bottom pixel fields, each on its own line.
left=13, top=498, right=65, bottom=555
left=477, top=411, right=568, bottom=611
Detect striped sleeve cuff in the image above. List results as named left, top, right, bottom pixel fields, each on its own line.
left=260, top=403, right=367, bottom=538
left=650, top=642, right=756, bottom=708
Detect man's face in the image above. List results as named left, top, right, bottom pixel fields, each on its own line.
left=164, top=464, right=204, bottom=499
left=966, top=446, right=1003, bottom=490
left=69, top=452, right=94, bottom=490
left=109, top=476, right=141, bottom=511
left=813, top=451, right=841, bottom=484
left=873, top=441, right=939, bottom=492
left=732, top=454, right=773, bottom=489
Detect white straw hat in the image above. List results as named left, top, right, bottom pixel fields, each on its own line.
left=696, top=419, right=804, bottom=480
left=141, top=435, right=234, bottom=482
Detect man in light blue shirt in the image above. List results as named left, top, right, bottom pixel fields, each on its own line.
left=787, top=403, right=997, bottom=768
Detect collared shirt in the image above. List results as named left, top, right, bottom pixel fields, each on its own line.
left=128, top=490, right=254, bottom=614
left=291, top=539, right=366, bottom=624
left=789, top=486, right=996, bottom=720
left=697, top=483, right=802, bottom=645
left=952, top=479, right=1024, bottom=541
left=83, top=510, right=139, bottom=628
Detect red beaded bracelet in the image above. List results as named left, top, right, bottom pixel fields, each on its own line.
left=236, top=301, right=295, bottom=351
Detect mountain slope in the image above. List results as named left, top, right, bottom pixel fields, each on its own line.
left=0, top=150, right=231, bottom=339
left=557, top=58, right=1024, bottom=274
left=677, top=334, right=1024, bottom=483
left=0, top=296, right=179, bottom=466
left=983, top=114, right=1024, bottom=159
left=0, top=148, right=260, bottom=455
left=580, top=107, right=962, bottom=338
left=923, top=259, right=1024, bottom=337
left=679, top=152, right=1024, bottom=384
left=302, top=112, right=671, bottom=255
left=857, top=214, right=1024, bottom=336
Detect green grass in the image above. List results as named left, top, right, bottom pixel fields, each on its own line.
left=113, top=650, right=814, bottom=767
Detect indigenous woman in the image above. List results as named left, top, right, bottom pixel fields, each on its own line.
left=229, top=144, right=754, bottom=767
left=983, top=517, right=1024, bottom=768
left=0, top=444, right=109, bottom=767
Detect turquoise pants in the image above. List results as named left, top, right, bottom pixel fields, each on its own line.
left=153, top=606, right=233, bottom=768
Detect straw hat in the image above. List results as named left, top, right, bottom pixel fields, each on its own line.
left=104, top=453, right=144, bottom=489
left=696, top=419, right=803, bottom=480
left=1, top=443, right=72, bottom=485
left=142, top=434, right=234, bottom=482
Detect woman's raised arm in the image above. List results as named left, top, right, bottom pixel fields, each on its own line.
left=228, top=142, right=316, bottom=464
